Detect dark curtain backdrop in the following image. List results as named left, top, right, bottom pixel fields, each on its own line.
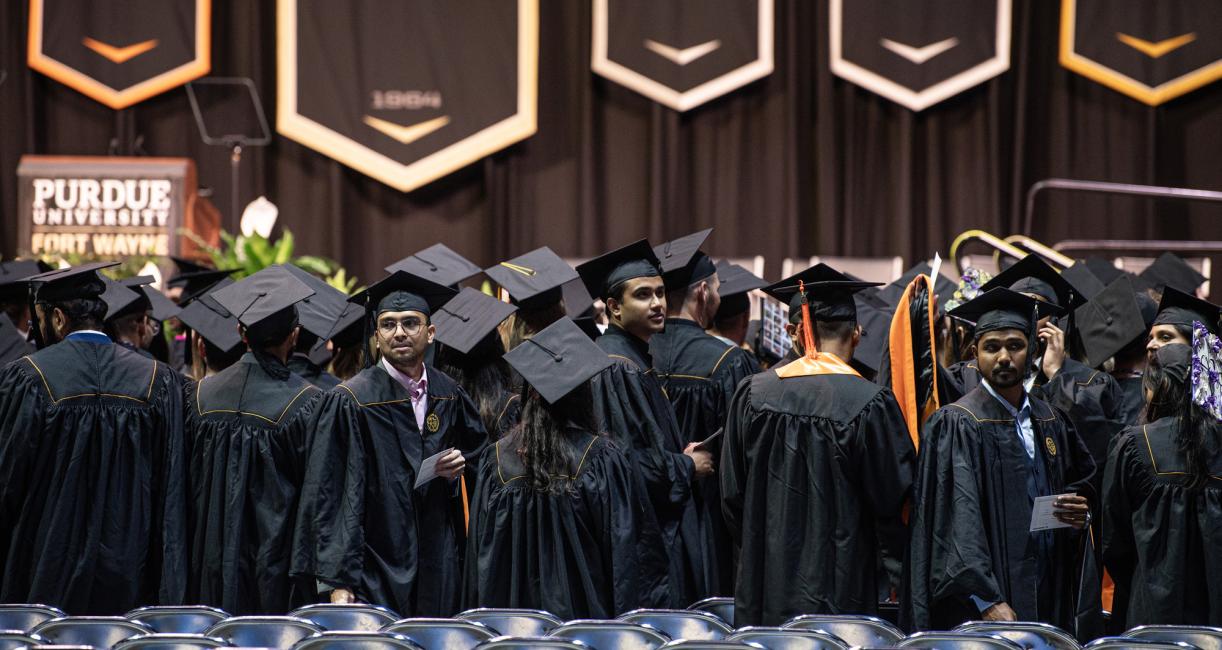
left=2, top=0, right=1221, bottom=284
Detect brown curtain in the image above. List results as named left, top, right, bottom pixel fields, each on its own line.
left=2, top=0, right=1221, bottom=285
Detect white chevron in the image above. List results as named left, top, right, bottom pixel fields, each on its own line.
left=880, top=37, right=959, bottom=64
left=643, top=38, right=722, bottom=65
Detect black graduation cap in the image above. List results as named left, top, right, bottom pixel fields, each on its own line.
left=210, top=266, right=315, bottom=331
left=1060, top=262, right=1107, bottom=301
left=1153, top=286, right=1221, bottom=336
left=177, top=291, right=243, bottom=355
left=326, top=302, right=368, bottom=348
left=763, top=263, right=881, bottom=324
left=877, top=262, right=957, bottom=314
left=576, top=239, right=662, bottom=301
left=116, top=276, right=182, bottom=322
left=385, top=243, right=482, bottom=289
left=433, top=287, right=518, bottom=355
left=1139, top=252, right=1207, bottom=295
left=351, top=269, right=457, bottom=319
left=572, top=315, right=603, bottom=341
left=175, top=270, right=238, bottom=305
left=0, top=259, right=49, bottom=302
left=503, top=317, right=613, bottom=404
left=949, top=287, right=1066, bottom=336
left=653, top=228, right=717, bottom=290
left=981, top=254, right=1087, bottom=310
left=713, top=260, right=766, bottom=320
left=26, top=261, right=117, bottom=302
left=168, top=256, right=212, bottom=279
left=562, top=278, right=595, bottom=318
left=1074, top=276, right=1148, bottom=368
left=282, top=264, right=350, bottom=340
left=484, top=247, right=579, bottom=311
left=852, top=295, right=895, bottom=375
left=1083, top=257, right=1126, bottom=286
left=101, top=277, right=146, bottom=321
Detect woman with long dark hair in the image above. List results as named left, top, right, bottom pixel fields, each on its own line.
left=463, top=317, right=644, bottom=619
left=432, top=289, right=522, bottom=439
left=1103, top=340, right=1222, bottom=626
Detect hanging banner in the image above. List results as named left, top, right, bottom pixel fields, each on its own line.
left=1059, top=0, right=1222, bottom=106
left=591, top=0, right=774, bottom=112
left=27, top=0, right=211, bottom=110
left=829, top=0, right=1011, bottom=112
left=277, top=0, right=538, bottom=193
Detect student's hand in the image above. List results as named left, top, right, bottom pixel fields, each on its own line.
left=683, top=443, right=715, bottom=478
left=983, top=602, right=1018, bottom=622
left=331, top=588, right=356, bottom=604
left=1053, top=494, right=1090, bottom=529
left=1040, top=322, right=1066, bottom=378
left=435, top=449, right=466, bottom=481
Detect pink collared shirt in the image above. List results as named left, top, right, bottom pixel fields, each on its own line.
left=381, top=357, right=429, bottom=433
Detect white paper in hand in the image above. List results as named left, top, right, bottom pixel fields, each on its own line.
left=415, top=447, right=455, bottom=488
left=1030, top=494, right=1075, bottom=532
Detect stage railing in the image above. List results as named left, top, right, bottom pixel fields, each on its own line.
left=1023, top=178, right=1222, bottom=237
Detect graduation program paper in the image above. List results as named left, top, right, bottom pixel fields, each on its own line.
left=415, top=448, right=455, bottom=488
left=1030, top=494, right=1074, bottom=532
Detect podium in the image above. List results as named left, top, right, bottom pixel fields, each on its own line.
left=16, top=155, right=219, bottom=265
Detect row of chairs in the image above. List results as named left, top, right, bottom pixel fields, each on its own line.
left=1, top=602, right=1219, bottom=650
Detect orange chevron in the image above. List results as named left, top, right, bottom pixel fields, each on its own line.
left=82, top=37, right=159, bottom=63
left=1115, top=32, right=1196, bottom=58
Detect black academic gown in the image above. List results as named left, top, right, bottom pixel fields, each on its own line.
left=651, top=318, right=758, bottom=599
left=489, top=391, right=522, bottom=441
left=463, top=428, right=643, bottom=619
left=292, top=363, right=488, bottom=616
left=1113, top=374, right=1146, bottom=427
left=0, top=314, right=34, bottom=366
left=1103, top=419, right=1222, bottom=627
left=0, top=337, right=187, bottom=613
left=945, top=358, right=1124, bottom=493
left=721, top=369, right=915, bottom=626
left=186, top=353, right=324, bottom=614
left=905, top=386, right=1099, bottom=635
left=590, top=325, right=696, bottom=608
left=288, top=353, right=342, bottom=390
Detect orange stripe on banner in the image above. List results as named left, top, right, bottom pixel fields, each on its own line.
left=461, top=475, right=470, bottom=534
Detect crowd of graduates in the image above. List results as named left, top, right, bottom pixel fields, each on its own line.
left=0, top=230, right=1218, bottom=641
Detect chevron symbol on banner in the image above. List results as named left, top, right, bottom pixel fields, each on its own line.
left=644, top=39, right=722, bottom=65
left=82, top=37, right=159, bottom=63
left=1115, top=32, right=1197, bottom=58
left=363, top=115, right=451, bottom=145
left=880, top=37, right=960, bottom=64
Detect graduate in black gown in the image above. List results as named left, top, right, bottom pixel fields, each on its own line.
left=101, top=275, right=177, bottom=360
left=0, top=263, right=187, bottom=613
left=1104, top=340, right=1222, bottom=627
left=722, top=264, right=915, bottom=626
left=282, top=264, right=350, bottom=390
left=650, top=230, right=759, bottom=599
left=575, top=240, right=713, bottom=608
left=0, top=260, right=45, bottom=365
left=1111, top=291, right=1157, bottom=426
left=1145, top=287, right=1221, bottom=357
left=944, top=256, right=1126, bottom=484
left=706, top=261, right=766, bottom=372
left=464, top=317, right=643, bottom=618
left=432, top=287, right=520, bottom=440
left=906, top=288, right=1100, bottom=637
left=1068, top=276, right=1148, bottom=446
left=177, top=277, right=246, bottom=380
left=486, top=247, right=580, bottom=353
left=292, top=270, right=488, bottom=616
left=184, top=266, right=325, bottom=614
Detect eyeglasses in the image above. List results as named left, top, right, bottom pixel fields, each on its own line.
left=378, top=317, right=425, bottom=336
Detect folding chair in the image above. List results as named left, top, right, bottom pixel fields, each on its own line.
left=0, top=631, right=46, bottom=650
left=289, top=604, right=400, bottom=632
left=782, top=615, right=905, bottom=648
left=727, top=626, right=850, bottom=650
left=0, top=605, right=66, bottom=633
left=125, top=607, right=231, bottom=634
left=1126, top=625, right=1222, bottom=650
left=112, top=633, right=232, bottom=649
left=1083, top=638, right=1196, bottom=650
left=32, top=616, right=153, bottom=648
left=658, top=642, right=754, bottom=650
left=457, top=609, right=563, bottom=638
left=687, top=599, right=734, bottom=629
left=618, top=610, right=733, bottom=641
left=291, top=630, right=422, bottom=649
left=205, top=615, right=322, bottom=648
left=382, top=618, right=496, bottom=650
left=955, top=621, right=1081, bottom=650
left=475, top=637, right=589, bottom=650
left=549, top=620, right=670, bottom=650
left=897, top=631, right=1025, bottom=649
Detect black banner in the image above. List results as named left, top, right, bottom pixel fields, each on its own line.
left=591, top=0, right=774, bottom=112
left=1060, top=0, right=1222, bottom=105
left=277, top=0, right=538, bottom=193
left=829, top=0, right=1011, bottom=111
left=27, top=0, right=210, bottom=109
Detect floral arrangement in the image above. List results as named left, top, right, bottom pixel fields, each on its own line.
left=945, top=267, right=993, bottom=312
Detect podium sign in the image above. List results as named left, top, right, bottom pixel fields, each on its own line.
left=16, top=156, right=200, bottom=259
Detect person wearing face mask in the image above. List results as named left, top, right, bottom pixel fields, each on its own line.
left=576, top=240, right=714, bottom=609
left=905, top=288, right=1100, bottom=639
left=649, top=230, right=760, bottom=601
left=292, top=270, right=488, bottom=616
left=0, top=263, right=187, bottom=614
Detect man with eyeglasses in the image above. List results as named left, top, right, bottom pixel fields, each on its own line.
left=293, top=269, right=488, bottom=617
